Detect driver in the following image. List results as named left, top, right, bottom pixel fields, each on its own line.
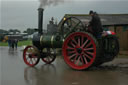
left=88, top=10, right=103, bottom=37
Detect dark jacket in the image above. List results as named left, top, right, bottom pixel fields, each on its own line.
left=89, top=13, right=103, bottom=36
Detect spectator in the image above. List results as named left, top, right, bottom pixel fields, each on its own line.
left=14, top=39, right=18, bottom=49
left=8, top=39, right=11, bottom=48
left=11, top=39, right=15, bottom=49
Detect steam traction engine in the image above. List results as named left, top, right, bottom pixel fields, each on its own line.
left=23, top=8, right=119, bottom=70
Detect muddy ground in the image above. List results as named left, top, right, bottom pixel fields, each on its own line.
left=0, top=46, right=128, bottom=85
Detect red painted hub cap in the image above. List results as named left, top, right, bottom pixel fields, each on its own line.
left=62, top=32, right=96, bottom=70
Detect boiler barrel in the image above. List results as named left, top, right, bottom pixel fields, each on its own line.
left=40, top=35, right=63, bottom=48
left=32, top=33, right=63, bottom=48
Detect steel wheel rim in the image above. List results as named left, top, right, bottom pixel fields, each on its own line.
left=42, top=48, right=56, bottom=64
left=23, top=46, right=40, bottom=66
left=63, top=32, right=96, bottom=70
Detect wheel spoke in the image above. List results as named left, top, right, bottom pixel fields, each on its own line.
left=81, top=39, right=88, bottom=48
left=70, top=41, right=76, bottom=47
left=81, top=36, right=84, bottom=46
left=26, top=56, right=29, bottom=60
left=80, top=55, right=84, bottom=65
left=83, top=54, right=92, bottom=60
left=69, top=53, right=77, bottom=59
left=32, top=58, right=35, bottom=63
left=29, top=48, right=33, bottom=52
left=28, top=59, right=31, bottom=64
left=26, top=51, right=30, bottom=53
left=83, top=55, right=88, bottom=64
left=29, top=58, right=33, bottom=65
left=49, top=56, right=53, bottom=60
left=73, top=21, right=81, bottom=29
left=76, top=56, right=81, bottom=66
left=69, top=18, right=72, bottom=26
left=73, top=55, right=78, bottom=63
left=66, top=20, right=71, bottom=27
left=31, top=54, right=35, bottom=58
left=32, top=54, right=38, bottom=58
left=32, top=59, right=34, bottom=64
left=67, top=46, right=74, bottom=50
left=84, top=47, right=94, bottom=51
left=33, top=58, right=37, bottom=62
left=47, top=57, right=50, bottom=62
left=26, top=53, right=30, bottom=55
left=72, top=38, right=77, bottom=45
left=68, top=50, right=76, bottom=54
left=27, top=58, right=30, bottom=62
left=85, top=41, right=92, bottom=48
left=78, top=38, right=80, bottom=46
left=86, top=51, right=94, bottom=56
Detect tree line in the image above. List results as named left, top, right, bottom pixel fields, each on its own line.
left=0, top=28, right=36, bottom=41
left=0, top=28, right=36, bottom=35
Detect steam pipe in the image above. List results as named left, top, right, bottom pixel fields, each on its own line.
left=38, top=8, right=44, bottom=34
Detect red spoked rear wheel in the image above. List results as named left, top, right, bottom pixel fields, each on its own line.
left=23, top=46, right=40, bottom=67
left=63, top=32, right=97, bottom=70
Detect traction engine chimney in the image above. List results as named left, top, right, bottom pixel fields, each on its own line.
left=38, top=8, right=44, bottom=34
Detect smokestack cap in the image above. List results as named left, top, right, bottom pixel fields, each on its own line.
left=38, top=8, right=44, bottom=11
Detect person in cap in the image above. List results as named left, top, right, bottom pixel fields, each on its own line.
left=88, top=10, right=103, bottom=37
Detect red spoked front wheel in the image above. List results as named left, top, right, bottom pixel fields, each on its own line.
left=63, top=32, right=97, bottom=70
left=23, top=46, right=40, bottom=67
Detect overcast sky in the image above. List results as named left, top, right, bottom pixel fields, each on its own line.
left=1, top=0, right=128, bottom=32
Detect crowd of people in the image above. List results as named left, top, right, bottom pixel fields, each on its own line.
left=8, top=39, right=18, bottom=49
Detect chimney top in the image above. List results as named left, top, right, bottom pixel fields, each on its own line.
left=38, top=8, right=44, bottom=11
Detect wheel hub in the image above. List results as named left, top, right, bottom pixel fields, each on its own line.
left=29, top=54, right=32, bottom=58
left=76, top=48, right=82, bottom=54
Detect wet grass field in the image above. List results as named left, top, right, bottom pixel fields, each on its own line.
left=0, top=40, right=32, bottom=46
